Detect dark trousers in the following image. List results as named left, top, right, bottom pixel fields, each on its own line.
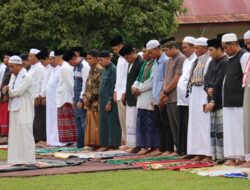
left=33, top=105, right=46, bottom=142
left=74, top=109, right=86, bottom=148
left=177, top=105, right=189, bottom=155
left=166, top=103, right=180, bottom=153
left=154, top=105, right=174, bottom=152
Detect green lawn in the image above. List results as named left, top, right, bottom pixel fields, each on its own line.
left=0, top=150, right=250, bottom=190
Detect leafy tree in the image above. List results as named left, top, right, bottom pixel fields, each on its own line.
left=0, top=0, right=184, bottom=53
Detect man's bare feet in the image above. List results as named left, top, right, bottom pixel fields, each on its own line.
left=161, top=151, right=173, bottom=156
left=224, top=159, right=237, bottom=166
left=126, top=147, right=140, bottom=153
left=191, top=155, right=205, bottom=161
left=200, top=156, right=212, bottom=163
left=97, top=146, right=109, bottom=151
left=241, top=161, right=250, bottom=167
left=137, top=148, right=149, bottom=155
left=149, top=148, right=162, bottom=156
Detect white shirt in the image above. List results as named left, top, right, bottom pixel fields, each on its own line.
left=40, top=64, right=53, bottom=97
left=28, top=62, right=45, bottom=98
left=114, top=56, right=129, bottom=100
left=0, top=63, right=7, bottom=96
left=177, top=53, right=197, bottom=106
left=74, top=59, right=90, bottom=99
left=57, top=61, right=74, bottom=107
left=8, top=68, right=32, bottom=111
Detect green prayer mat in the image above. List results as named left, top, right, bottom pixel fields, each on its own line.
left=36, top=147, right=83, bottom=155
left=106, top=156, right=181, bottom=165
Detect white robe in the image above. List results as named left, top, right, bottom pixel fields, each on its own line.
left=222, top=52, right=250, bottom=160
left=7, top=68, right=35, bottom=164
left=223, top=108, right=244, bottom=159
left=46, top=65, right=66, bottom=146
left=126, top=106, right=137, bottom=147
left=187, top=53, right=211, bottom=156
left=187, top=86, right=211, bottom=156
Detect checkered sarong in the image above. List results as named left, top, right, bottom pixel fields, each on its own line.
left=58, top=103, right=77, bottom=143
left=0, top=102, right=9, bottom=136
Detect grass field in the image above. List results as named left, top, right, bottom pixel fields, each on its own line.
left=0, top=150, right=250, bottom=190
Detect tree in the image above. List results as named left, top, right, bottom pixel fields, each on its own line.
left=0, top=0, right=184, bottom=53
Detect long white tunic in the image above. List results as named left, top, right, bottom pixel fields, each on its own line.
left=114, top=56, right=129, bottom=100
left=57, top=61, right=74, bottom=107
left=187, top=53, right=212, bottom=156
left=28, top=62, right=45, bottom=98
left=223, top=52, right=250, bottom=159
left=7, top=68, right=35, bottom=164
left=40, top=64, right=52, bottom=97
left=46, top=65, right=66, bottom=146
left=177, top=53, right=197, bottom=106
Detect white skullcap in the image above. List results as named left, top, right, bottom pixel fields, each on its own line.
left=194, top=37, right=208, bottom=46
left=29, top=48, right=40, bottom=55
left=222, top=33, right=237, bottom=43
left=9, top=56, right=22, bottom=65
left=244, top=30, right=250, bottom=40
left=49, top=51, right=55, bottom=57
left=146, top=40, right=160, bottom=50
left=183, top=36, right=196, bottom=44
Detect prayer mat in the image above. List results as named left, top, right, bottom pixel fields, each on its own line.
left=132, top=159, right=192, bottom=169
left=0, top=145, right=8, bottom=150
left=114, top=154, right=155, bottom=160
left=166, top=162, right=213, bottom=170
left=0, top=161, right=140, bottom=177
left=224, top=173, right=249, bottom=179
left=36, top=147, right=83, bottom=155
left=106, top=156, right=181, bottom=165
left=190, top=166, right=250, bottom=177
left=0, top=158, right=86, bottom=173
left=54, top=150, right=131, bottom=159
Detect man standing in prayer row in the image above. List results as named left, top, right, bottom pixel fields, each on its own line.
left=243, top=30, right=250, bottom=166
left=222, top=33, right=250, bottom=166
left=46, top=51, right=65, bottom=146
left=36, top=49, right=52, bottom=146
left=204, top=38, right=228, bottom=162
left=4, top=55, right=35, bottom=165
left=132, top=46, right=161, bottom=155
left=146, top=40, right=171, bottom=156
left=39, top=50, right=53, bottom=106
left=0, top=51, right=13, bottom=138
left=160, top=37, right=185, bottom=155
left=187, top=37, right=212, bottom=162
left=119, top=45, right=144, bottom=153
left=56, top=50, right=76, bottom=144
left=83, top=50, right=103, bottom=148
left=98, top=50, right=121, bottom=151
left=111, top=36, right=128, bottom=146
left=28, top=48, right=46, bottom=143
left=176, top=36, right=196, bottom=156
left=63, top=49, right=90, bottom=148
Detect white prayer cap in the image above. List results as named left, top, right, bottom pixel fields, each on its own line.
left=49, top=51, right=55, bottom=57
left=183, top=36, right=196, bottom=44
left=146, top=40, right=160, bottom=50
left=29, top=48, right=40, bottom=55
left=8, top=55, right=22, bottom=65
left=194, top=37, right=208, bottom=46
left=221, top=33, right=237, bottom=43
left=244, top=30, right=250, bottom=40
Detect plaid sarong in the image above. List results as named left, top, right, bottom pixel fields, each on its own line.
left=58, top=103, right=77, bottom=143
left=210, top=109, right=224, bottom=160
left=0, top=102, right=9, bottom=136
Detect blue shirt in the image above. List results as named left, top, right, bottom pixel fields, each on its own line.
left=152, top=52, right=169, bottom=105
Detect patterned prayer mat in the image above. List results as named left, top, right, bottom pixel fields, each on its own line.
left=106, top=156, right=181, bottom=165
left=54, top=150, right=131, bottom=159
left=0, top=158, right=86, bottom=173
left=35, top=147, right=83, bottom=155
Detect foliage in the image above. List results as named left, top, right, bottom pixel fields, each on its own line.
left=0, top=0, right=184, bottom=52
